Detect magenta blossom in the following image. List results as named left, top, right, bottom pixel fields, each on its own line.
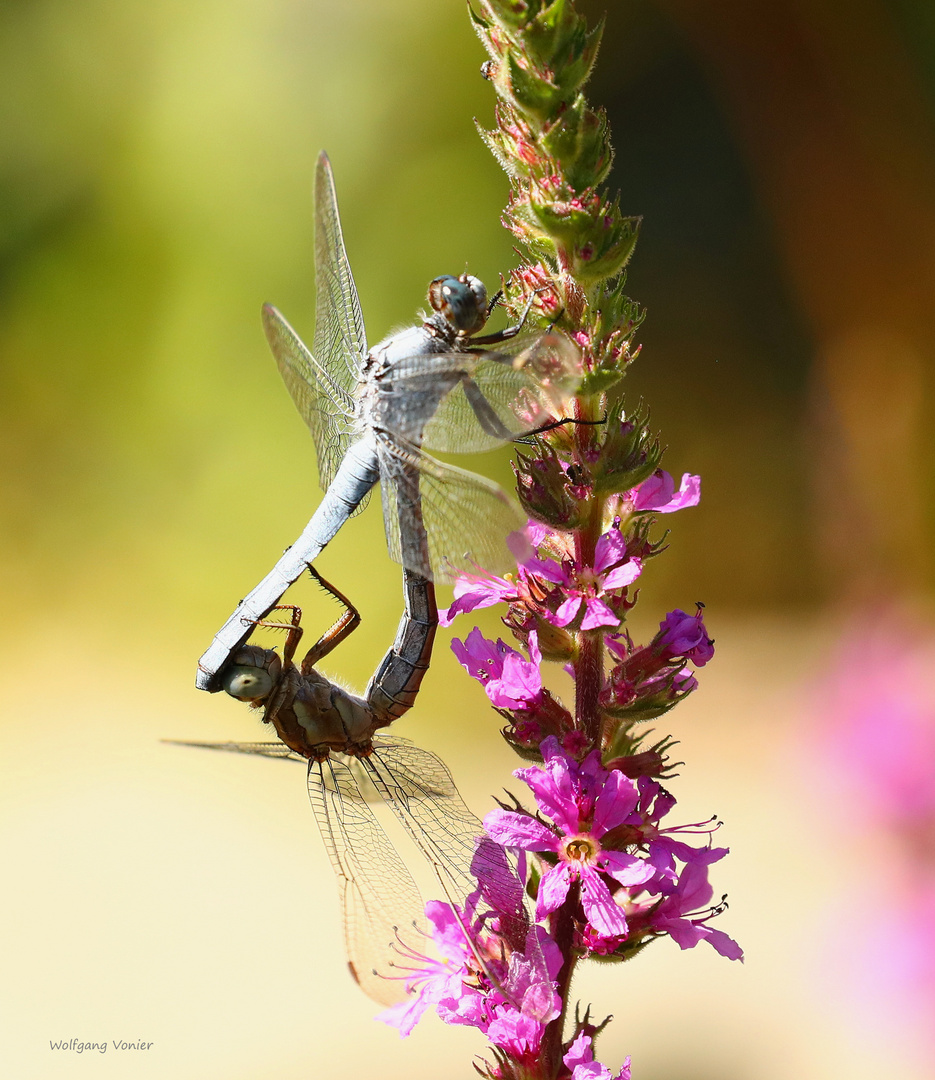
left=653, top=607, right=715, bottom=666
left=381, top=841, right=564, bottom=1050
left=526, top=525, right=642, bottom=630
left=564, top=1032, right=632, bottom=1080
left=629, top=469, right=701, bottom=513
left=631, top=861, right=744, bottom=961
left=485, top=738, right=654, bottom=937
left=440, top=521, right=642, bottom=631
left=451, top=628, right=546, bottom=710
left=378, top=900, right=485, bottom=1037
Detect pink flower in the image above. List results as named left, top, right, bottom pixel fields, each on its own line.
left=564, top=1033, right=632, bottom=1080
left=378, top=901, right=485, bottom=1037
left=528, top=526, right=642, bottom=630
left=440, top=520, right=641, bottom=632
left=451, top=628, right=546, bottom=710
left=631, top=861, right=743, bottom=961
left=381, top=841, right=563, bottom=1045
left=629, top=469, right=701, bottom=513
left=654, top=607, right=714, bottom=666
left=485, top=738, right=654, bottom=937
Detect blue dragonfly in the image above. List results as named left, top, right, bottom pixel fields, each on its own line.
left=196, top=151, right=575, bottom=692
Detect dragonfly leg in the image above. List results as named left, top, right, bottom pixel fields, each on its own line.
left=515, top=413, right=608, bottom=442
left=468, top=287, right=546, bottom=346
left=299, top=567, right=362, bottom=673
left=245, top=605, right=305, bottom=665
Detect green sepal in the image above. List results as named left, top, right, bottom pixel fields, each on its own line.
left=587, top=936, right=656, bottom=964
left=575, top=367, right=625, bottom=397
left=468, top=1, right=492, bottom=30
left=484, top=0, right=537, bottom=32
left=592, top=279, right=645, bottom=344
left=590, top=401, right=662, bottom=499
left=571, top=215, right=640, bottom=284
left=531, top=197, right=596, bottom=241
left=601, top=686, right=689, bottom=725
left=542, top=96, right=612, bottom=189
left=507, top=51, right=563, bottom=119
left=592, top=458, right=657, bottom=500
left=475, top=121, right=525, bottom=179
left=526, top=0, right=599, bottom=94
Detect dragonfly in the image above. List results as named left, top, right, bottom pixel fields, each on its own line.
left=174, top=568, right=546, bottom=1007
left=196, top=150, right=576, bottom=692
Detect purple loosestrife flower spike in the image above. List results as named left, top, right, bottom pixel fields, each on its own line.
left=382, top=4, right=739, bottom=1076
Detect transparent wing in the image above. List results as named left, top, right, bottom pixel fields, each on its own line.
left=308, top=757, right=428, bottom=1007
left=162, top=739, right=304, bottom=761
left=314, top=151, right=368, bottom=388
left=414, top=332, right=581, bottom=454
left=365, top=740, right=551, bottom=1007
left=379, top=435, right=527, bottom=581
left=262, top=303, right=361, bottom=496
left=364, top=741, right=493, bottom=904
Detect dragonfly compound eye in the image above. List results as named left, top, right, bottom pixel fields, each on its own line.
left=221, top=664, right=275, bottom=701
left=428, top=274, right=487, bottom=335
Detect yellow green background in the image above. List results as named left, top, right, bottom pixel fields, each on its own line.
left=2, top=1, right=934, bottom=1077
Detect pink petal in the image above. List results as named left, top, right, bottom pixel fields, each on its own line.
left=673, top=861, right=714, bottom=910
left=524, top=555, right=569, bottom=585
left=580, top=597, right=620, bottom=630
left=600, top=849, right=655, bottom=887
left=524, top=519, right=553, bottom=548
left=564, top=1032, right=595, bottom=1070
left=656, top=915, right=706, bottom=949
left=552, top=595, right=583, bottom=627
left=537, top=864, right=572, bottom=917
left=600, top=559, right=643, bottom=590
left=633, top=470, right=701, bottom=513
left=579, top=868, right=630, bottom=936
left=440, top=588, right=504, bottom=626
left=592, top=770, right=640, bottom=834
left=593, top=528, right=628, bottom=573
left=484, top=809, right=559, bottom=852
left=705, top=928, right=744, bottom=961
left=573, top=1064, right=613, bottom=1080
left=377, top=994, right=433, bottom=1037
left=507, top=527, right=535, bottom=564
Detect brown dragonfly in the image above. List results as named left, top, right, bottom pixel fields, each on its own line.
left=174, top=568, right=539, bottom=1006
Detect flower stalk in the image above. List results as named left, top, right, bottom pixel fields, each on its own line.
left=380, top=4, right=741, bottom=1076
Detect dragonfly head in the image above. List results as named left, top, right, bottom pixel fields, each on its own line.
left=429, top=273, right=488, bottom=336
left=220, top=645, right=282, bottom=703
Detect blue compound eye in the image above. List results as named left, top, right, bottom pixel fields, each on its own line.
left=428, top=274, right=488, bottom=334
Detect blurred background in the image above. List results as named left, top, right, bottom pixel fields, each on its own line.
left=2, top=0, right=934, bottom=1077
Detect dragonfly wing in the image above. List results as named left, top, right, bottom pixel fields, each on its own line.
left=308, top=757, right=427, bottom=1007
left=162, top=739, right=305, bottom=762
left=378, top=436, right=526, bottom=580
left=415, top=333, right=581, bottom=454
left=365, top=740, right=552, bottom=1007
left=364, top=742, right=487, bottom=903
left=262, top=304, right=360, bottom=496
left=314, top=151, right=368, bottom=390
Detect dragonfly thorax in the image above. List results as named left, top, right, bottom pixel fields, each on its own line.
left=428, top=274, right=488, bottom=336
left=276, top=671, right=374, bottom=756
